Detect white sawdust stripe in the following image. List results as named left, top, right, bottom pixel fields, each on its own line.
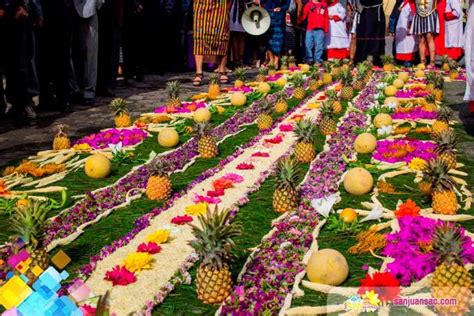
left=85, top=92, right=327, bottom=316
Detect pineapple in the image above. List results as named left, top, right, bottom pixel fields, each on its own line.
left=319, top=101, right=337, bottom=135
left=10, top=199, right=51, bottom=282
left=340, top=67, right=354, bottom=100
left=448, top=60, right=459, bottom=79
left=423, top=94, right=438, bottom=112
left=110, top=98, right=132, bottom=128
left=53, top=124, right=71, bottom=150
left=431, top=224, right=472, bottom=315
left=273, top=158, right=300, bottom=213
left=275, top=92, right=288, bottom=114
left=294, top=118, right=317, bottom=162
left=145, top=159, right=171, bottom=201
left=256, top=67, right=268, bottom=82
left=166, top=81, right=181, bottom=112
left=196, top=122, right=218, bottom=158
left=434, top=130, right=457, bottom=170
left=441, top=55, right=451, bottom=71
left=421, top=159, right=458, bottom=215
left=308, top=69, right=320, bottom=91
left=431, top=106, right=453, bottom=138
left=234, top=67, right=246, bottom=87
left=189, top=207, right=241, bottom=305
left=280, top=56, right=289, bottom=70
left=432, top=72, right=444, bottom=101
left=321, top=62, right=333, bottom=84
left=257, top=99, right=273, bottom=130
left=292, top=74, right=306, bottom=100
left=288, top=55, right=297, bottom=68
left=354, top=62, right=368, bottom=90
left=208, top=75, right=220, bottom=100
left=331, top=59, right=343, bottom=77
left=267, top=64, right=277, bottom=76
left=326, top=89, right=342, bottom=114
left=381, top=55, right=395, bottom=72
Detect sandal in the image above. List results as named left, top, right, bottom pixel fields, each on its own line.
left=193, top=73, right=203, bottom=86
left=219, top=72, right=229, bottom=84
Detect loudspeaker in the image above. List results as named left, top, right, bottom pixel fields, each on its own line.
left=242, top=5, right=271, bottom=36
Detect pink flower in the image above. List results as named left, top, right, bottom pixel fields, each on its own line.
left=222, top=173, right=245, bottom=183
left=171, top=215, right=193, bottom=225
left=251, top=152, right=270, bottom=158
left=193, top=194, right=221, bottom=204
left=279, top=124, right=294, bottom=132
left=264, top=135, right=283, bottom=144
left=137, top=242, right=162, bottom=254
left=236, top=162, right=255, bottom=170
left=207, top=189, right=225, bottom=197
left=104, top=265, right=136, bottom=286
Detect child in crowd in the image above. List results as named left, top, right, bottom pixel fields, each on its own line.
left=298, top=0, right=329, bottom=64
left=395, top=0, right=418, bottom=66
left=444, top=0, right=464, bottom=60
left=326, top=0, right=350, bottom=60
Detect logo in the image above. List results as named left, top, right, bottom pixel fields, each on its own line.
left=344, top=291, right=381, bottom=312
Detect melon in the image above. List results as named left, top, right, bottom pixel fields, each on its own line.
left=276, top=77, right=287, bottom=87
left=230, top=92, right=247, bottom=107
left=257, top=82, right=271, bottom=94
left=373, top=113, right=392, bottom=128
left=398, top=71, right=409, bottom=83
left=158, top=127, right=179, bottom=148
left=384, top=85, right=398, bottom=96
left=393, top=78, right=404, bottom=89
left=417, top=63, right=426, bottom=70
left=415, top=69, right=425, bottom=78
left=300, top=64, right=310, bottom=73
left=85, top=154, right=112, bottom=179
left=193, top=108, right=211, bottom=123
left=322, top=73, right=333, bottom=84
left=384, top=96, right=399, bottom=107
left=306, top=249, right=349, bottom=285
left=343, top=167, right=373, bottom=196
left=354, top=133, right=377, bottom=154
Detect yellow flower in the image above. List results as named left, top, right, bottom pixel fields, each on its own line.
left=408, top=157, right=427, bottom=171
left=146, top=229, right=171, bottom=244
left=363, top=290, right=381, bottom=307
left=123, top=252, right=153, bottom=272
left=73, top=143, right=92, bottom=151
left=185, top=203, right=208, bottom=216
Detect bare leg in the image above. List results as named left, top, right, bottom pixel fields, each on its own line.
left=193, top=55, right=204, bottom=86
left=350, top=34, right=356, bottom=61
left=236, top=33, right=245, bottom=65
left=267, top=50, right=274, bottom=66
left=218, top=55, right=229, bottom=83
left=426, top=32, right=435, bottom=66
left=418, top=35, right=426, bottom=64
left=274, top=54, right=280, bottom=68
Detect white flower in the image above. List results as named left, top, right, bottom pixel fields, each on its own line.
left=377, top=125, right=392, bottom=136
left=360, top=204, right=384, bottom=223
left=374, top=93, right=381, bottom=100
left=279, top=241, right=292, bottom=249
left=109, top=141, right=123, bottom=154
left=311, top=194, right=338, bottom=217
left=384, top=101, right=397, bottom=110
left=376, top=82, right=387, bottom=90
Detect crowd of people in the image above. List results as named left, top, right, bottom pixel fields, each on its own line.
left=0, top=0, right=472, bottom=126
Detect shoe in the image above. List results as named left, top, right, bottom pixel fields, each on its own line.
left=25, top=105, right=37, bottom=119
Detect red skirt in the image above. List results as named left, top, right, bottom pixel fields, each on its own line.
left=396, top=52, right=416, bottom=62
left=327, top=48, right=349, bottom=59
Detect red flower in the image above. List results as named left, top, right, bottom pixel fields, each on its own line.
left=104, top=265, right=136, bottom=286
left=394, top=199, right=420, bottom=218
left=171, top=215, right=193, bottom=225
left=251, top=152, right=270, bottom=158
left=137, top=242, right=162, bottom=254
left=207, top=189, right=225, bottom=197
left=80, top=305, right=96, bottom=316
left=264, top=135, right=283, bottom=144
left=358, top=272, right=401, bottom=302
left=212, top=178, right=234, bottom=190
left=279, top=124, right=294, bottom=132
left=236, top=162, right=254, bottom=170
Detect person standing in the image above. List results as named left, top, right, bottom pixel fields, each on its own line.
left=395, top=0, right=418, bottom=65
left=122, top=0, right=146, bottom=81
left=465, top=0, right=473, bottom=115
left=261, top=0, right=291, bottom=67
left=0, top=1, right=6, bottom=117
left=411, top=0, right=438, bottom=66
left=354, top=0, right=385, bottom=65
left=192, top=0, right=230, bottom=86
left=347, top=0, right=361, bottom=62
left=229, top=0, right=246, bottom=68
left=298, top=0, right=328, bottom=64
left=444, top=0, right=464, bottom=60
left=326, top=0, right=349, bottom=60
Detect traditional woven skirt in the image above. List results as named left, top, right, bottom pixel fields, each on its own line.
left=411, top=12, right=439, bottom=35
left=193, top=0, right=229, bottom=59
left=267, top=12, right=286, bottom=55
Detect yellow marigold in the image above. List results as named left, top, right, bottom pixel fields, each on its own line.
left=408, top=157, right=427, bottom=171
left=73, top=143, right=92, bottom=151
left=185, top=203, right=208, bottom=216
left=146, top=229, right=170, bottom=244
left=123, top=252, right=153, bottom=272
left=2, top=166, right=16, bottom=176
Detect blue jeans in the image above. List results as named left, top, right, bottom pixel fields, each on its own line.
left=305, top=29, right=324, bottom=63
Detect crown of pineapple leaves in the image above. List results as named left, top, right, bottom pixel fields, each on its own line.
left=194, top=121, right=213, bottom=138
left=356, top=62, right=369, bottom=78
left=294, top=118, right=317, bottom=143
left=147, top=159, right=170, bottom=177
left=321, top=101, right=336, bottom=118
left=339, top=67, right=353, bottom=86
left=268, top=64, right=276, bottom=71
left=441, top=54, right=450, bottom=64
left=275, top=157, right=300, bottom=190
left=380, top=55, right=395, bottom=65
left=326, top=89, right=338, bottom=101
left=422, top=158, right=456, bottom=192
left=434, top=130, right=457, bottom=154
left=234, top=67, right=247, bottom=81
left=432, top=223, right=465, bottom=265
left=209, top=74, right=219, bottom=85
left=166, top=80, right=181, bottom=98
left=426, top=72, right=444, bottom=90
left=288, top=56, right=296, bottom=63
left=426, top=94, right=436, bottom=104
left=309, top=67, right=320, bottom=79
left=277, top=91, right=287, bottom=102
left=332, top=59, right=343, bottom=67
left=323, top=61, right=332, bottom=73
left=259, top=98, right=274, bottom=114
left=109, top=98, right=128, bottom=115
left=54, top=124, right=69, bottom=137
left=189, top=207, right=241, bottom=269
left=280, top=56, right=288, bottom=65
left=291, top=73, right=305, bottom=88
left=10, top=199, right=52, bottom=250
left=448, top=59, right=459, bottom=71
left=258, top=67, right=269, bottom=76
left=437, top=106, right=454, bottom=123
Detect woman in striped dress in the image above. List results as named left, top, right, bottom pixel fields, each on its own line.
left=261, top=0, right=291, bottom=68
left=193, top=0, right=230, bottom=86
left=411, top=0, right=439, bottom=66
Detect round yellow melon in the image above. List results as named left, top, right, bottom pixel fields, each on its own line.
left=322, top=73, right=333, bottom=84
left=257, top=82, right=271, bottom=94
left=276, top=77, right=287, bottom=87
left=230, top=92, right=247, bottom=107
left=193, top=108, right=211, bottom=123
left=343, top=167, right=373, bottom=195
left=384, top=96, right=400, bottom=107
left=158, top=127, right=179, bottom=148
left=384, top=85, right=398, bottom=96
left=300, top=64, right=310, bottom=73
left=373, top=113, right=392, bottom=128
left=393, top=78, right=404, bottom=89
left=415, top=69, right=425, bottom=78
left=398, top=71, right=409, bottom=83
left=354, top=133, right=377, bottom=154
left=306, top=249, right=349, bottom=285
left=417, top=63, right=426, bottom=70
left=85, top=154, right=112, bottom=179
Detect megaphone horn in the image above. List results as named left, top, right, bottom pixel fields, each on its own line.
left=242, top=4, right=271, bottom=36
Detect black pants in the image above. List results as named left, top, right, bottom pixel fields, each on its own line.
left=355, top=6, right=386, bottom=65
left=122, top=15, right=146, bottom=79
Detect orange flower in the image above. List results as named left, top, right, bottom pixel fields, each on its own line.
left=212, top=178, right=234, bottom=191
left=394, top=199, right=420, bottom=217
left=0, top=179, right=9, bottom=196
